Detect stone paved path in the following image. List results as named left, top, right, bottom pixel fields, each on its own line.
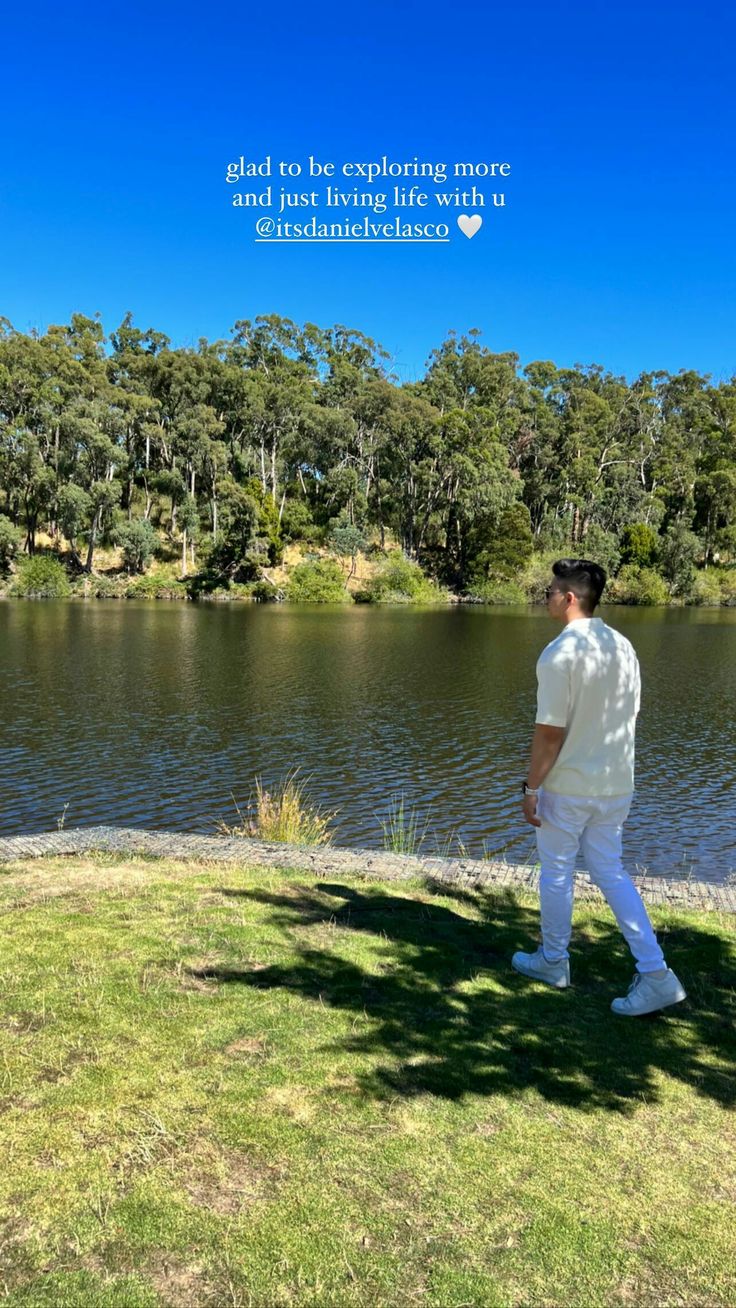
left=0, top=826, right=734, bottom=912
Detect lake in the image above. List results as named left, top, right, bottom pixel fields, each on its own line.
left=2, top=600, right=735, bottom=882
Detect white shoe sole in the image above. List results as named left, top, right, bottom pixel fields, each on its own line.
left=511, top=959, right=570, bottom=989
left=611, top=990, right=687, bottom=1016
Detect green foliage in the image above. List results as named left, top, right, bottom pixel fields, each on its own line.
left=329, top=517, right=367, bottom=562
left=245, top=477, right=283, bottom=565
left=717, top=569, right=736, bottom=605
left=465, top=576, right=527, bottom=604
left=12, top=554, right=71, bottom=598
left=519, top=551, right=565, bottom=603
left=124, top=572, right=186, bottom=599
left=286, top=558, right=352, bottom=603
left=620, top=522, right=658, bottom=568
left=56, top=483, right=92, bottom=558
left=0, top=513, right=23, bottom=574
left=250, top=579, right=279, bottom=602
left=113, top=517, right=158, bottom=573
left=607, top=565, right=670, bottom=606
left=581, top=523, right=621, bottom=578
left=363, top=550, right=446, bottom=603
left=279, top=497, right=319, bottom=543
left=469, top=502, right=534, bottom=583
left=659, top=522, right=702, bottom=595
left=688, top=571, right=722, bottom=606
left=1, top=311, right=735, bottom=605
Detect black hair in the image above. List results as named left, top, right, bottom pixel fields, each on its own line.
left=551, top=558, right=607, bottom=612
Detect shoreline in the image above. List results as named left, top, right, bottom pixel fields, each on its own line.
left=2, top=826, right=734, bottom=912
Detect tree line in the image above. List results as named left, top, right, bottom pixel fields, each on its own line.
left=0, top=311, right=734, bottom=599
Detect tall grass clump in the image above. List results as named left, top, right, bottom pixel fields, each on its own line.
left=217, top=770, right=336, bottom=845
left=379, top=793, right=431, bottom=855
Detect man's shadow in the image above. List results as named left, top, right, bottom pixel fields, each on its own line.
left=187, top=878, right=735, bottom=1114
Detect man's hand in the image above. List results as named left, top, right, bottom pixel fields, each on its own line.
left=522, top=792, right=542, bottom=828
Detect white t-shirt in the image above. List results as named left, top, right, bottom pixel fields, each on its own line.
left=536, top=616, right=641, bottom=797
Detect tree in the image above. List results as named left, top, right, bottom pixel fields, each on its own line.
left=0, top=513, right=23, bottom=574
left=114, top=517, right=158, bottom=574
left=329, top=515, right=367, bottom=581
left=659, top=522, right=701, bottom=595
left=620, top=523, right=658, bottom=568
left=56, top=483, right=92, bottom=568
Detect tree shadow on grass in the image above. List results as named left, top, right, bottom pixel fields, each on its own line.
left=188, top=879, right=736, bottom=1115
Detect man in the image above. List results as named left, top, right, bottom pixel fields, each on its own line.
left=512, top=558, right=686, bottom=1016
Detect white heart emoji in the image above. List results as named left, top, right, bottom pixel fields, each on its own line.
left=457, top=214, right=482, bottom=239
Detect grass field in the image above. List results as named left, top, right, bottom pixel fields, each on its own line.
left=0, top=854, right=734, bottom=1307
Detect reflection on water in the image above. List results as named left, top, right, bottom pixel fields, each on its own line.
left=1, top=600, right=735, bottom=882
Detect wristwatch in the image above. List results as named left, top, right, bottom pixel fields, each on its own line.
left=522, top=782, right=540, bottom=796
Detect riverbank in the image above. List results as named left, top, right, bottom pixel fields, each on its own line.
left=1, top=849, right=734, bottom=1307
left=2, top=827, right=734, bottom=911
left=2, top=539, right=736, bottom=606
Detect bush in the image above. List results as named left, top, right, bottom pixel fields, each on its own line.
left=607, top=565, right=669, bottom=606
left=113, top=518, right=159, bottom=573
left=72, top=572, right=122, bottom=599
left=659, top=522, right=701, bottom=595
left=620, top=523, right=658, bottom=568
left=718, top=569, right=736, bottom=606
left=520, top=551, right=565, bottom=603
left=581, top=524, right=621, bottom=579
left=286, top=559, right=352, bottom=603
left=11, top=554, right=71, bottom=598
left=363, top=551, right=446, bottom=604
left=0, top=515, right=24, bottom=575
left=279, top=498, right=320, bottom=543
left=465, top=577, right=526, bottom=604
left=124, top=572, right=186, bottom=599
left=250, top=580, right=280, bottom=602
left=688, top=571, right=722, bottom=606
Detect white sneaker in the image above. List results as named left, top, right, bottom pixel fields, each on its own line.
left=511, top=947, right=570, bottom=989
left=611, top=969, right=687, bottom=1016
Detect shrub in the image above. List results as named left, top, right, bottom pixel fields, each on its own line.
left=465, top=577, right=526, bottom=604
left=11, top=554, right=71, bottom=598
left=620, top=523, right=658, bottom=568
left=286, top=558, right=352, bottom=603
left=607, top=565, right=669, bottom=606
left=688, top=571, right=722, bottom=606
left=364, top=550, right=446, bottom=604
left=113, top=518, right=159, bottom=573
left=124, top=572, right=185, bottom=599
left=718, top=569, right=736, bottom=606
left=659, top=522, right=701, bottom=595
left=0, top=515, right=24, bottom=575
left=250, top=580, right=280, bottom=602
left=520, top=551, right=565, bottom=603
left=280, top=498, right=320, bottom=543
left=581, top=524, right=621, bottom=578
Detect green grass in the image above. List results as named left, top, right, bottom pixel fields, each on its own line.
left=0, top=854, right=734, bottom=1307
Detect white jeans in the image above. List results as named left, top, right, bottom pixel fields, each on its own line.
left=535, top=791, right=665, bottom=973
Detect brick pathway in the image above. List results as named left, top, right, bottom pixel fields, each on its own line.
left=0, top=826, right=734, bottom=912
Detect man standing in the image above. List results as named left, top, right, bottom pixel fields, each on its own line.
left=512, top=558, right=686, bottom=1016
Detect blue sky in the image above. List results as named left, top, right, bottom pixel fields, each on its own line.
left=2, top=0, right=734, bottom=383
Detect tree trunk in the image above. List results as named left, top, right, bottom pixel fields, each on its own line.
left=181, top=529, right=188, bottom=578
left=85, top=509, right=100, bottom=572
